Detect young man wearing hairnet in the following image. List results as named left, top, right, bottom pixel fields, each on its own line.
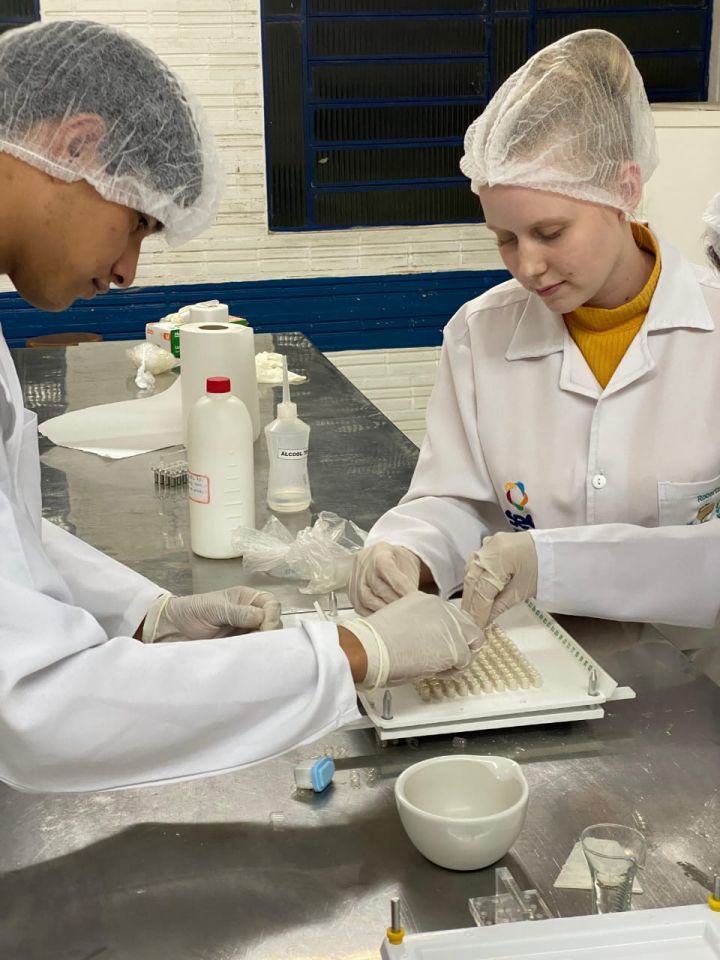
left=0, top=20, right=479, bottom=792
left=350, top=30, right=720, bottom=639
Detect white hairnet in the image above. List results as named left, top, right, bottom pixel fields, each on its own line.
left=460, top=30, right=658, bottom=211
left=703, top=193, right=720, bottom=271
left=0, top=20, right=223, bottom=246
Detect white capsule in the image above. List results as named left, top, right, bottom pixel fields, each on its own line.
left=417, top=681, right=433, bottom=703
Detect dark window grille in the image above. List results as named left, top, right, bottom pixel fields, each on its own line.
left=0, top=0, right=39, bottom=36
left=263, top=0, right=713, bottom=230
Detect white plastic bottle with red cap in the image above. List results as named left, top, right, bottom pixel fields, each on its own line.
left=187, top=376, right=255, bottom=558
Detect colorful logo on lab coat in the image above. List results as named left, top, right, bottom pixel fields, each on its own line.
left=504, top=481, right=535, bottom=531
left=505, top=481, right=529, bottom=511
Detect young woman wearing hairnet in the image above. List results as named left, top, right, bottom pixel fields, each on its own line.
left=350, top=30, right=720, bottom=635
left=0, top=20, right=479, bottom=792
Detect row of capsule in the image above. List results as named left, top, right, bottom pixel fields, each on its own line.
left=476, top=636, right=541, bottom=688
left=414, top=626, right=543, bottom=702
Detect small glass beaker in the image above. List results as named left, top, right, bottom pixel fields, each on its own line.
left=580, top=823, right=646, bottom=914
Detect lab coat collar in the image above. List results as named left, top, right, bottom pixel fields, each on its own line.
left=645, top=232, right=714, bottom=334
left=504, top=295, right=564, bottom=361
left=505, top=228, right=714, bottom=365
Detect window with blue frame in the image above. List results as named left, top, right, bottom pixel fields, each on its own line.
left=0, top=1, right=39, bottom=35
left=261, top=0, right=714, bottom=231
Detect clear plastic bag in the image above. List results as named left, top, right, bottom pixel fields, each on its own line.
left=232, top=512, right=367, bottom=594
left=126, top=341, right=178, bottom=388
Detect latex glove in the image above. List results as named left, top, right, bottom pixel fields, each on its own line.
left=462, top=532, right=537, bottom=629
left=345, top=591, right=481, bottom=690
left=142, top=587, right=282, bottom=643
left=348, top=542, right=422, bottom=615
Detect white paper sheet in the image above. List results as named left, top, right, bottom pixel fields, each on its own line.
left=554, top=839, right=643, bottom=892
left=39, top=378, right=183, bottom=459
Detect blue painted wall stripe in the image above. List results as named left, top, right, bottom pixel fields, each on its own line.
left=0, top=270, right=510, bottom=351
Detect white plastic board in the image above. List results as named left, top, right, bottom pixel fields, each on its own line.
left=286, top=601, right=635, bottom=739
left=380, top=904, right=720, bottom=959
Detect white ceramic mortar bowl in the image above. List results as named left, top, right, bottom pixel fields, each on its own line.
left=394, top=755, right=529, bottom=871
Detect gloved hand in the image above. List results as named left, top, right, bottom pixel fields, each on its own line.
left=462, top=532, right=537, bottom=629
left=344, top=591, right=481, bottom=690
left=348, top=542, right=422, bottom=615
left=141, top=587, right=282, bottom=643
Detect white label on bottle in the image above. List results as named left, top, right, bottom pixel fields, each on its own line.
left=188, top=471, right=210, bottom=504
left=278, top=448, right=308, bottom=460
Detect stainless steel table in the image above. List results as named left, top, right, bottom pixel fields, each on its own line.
left=3, top=336, right=719, bottom=960
left=15, top=332, right=420, bottom=609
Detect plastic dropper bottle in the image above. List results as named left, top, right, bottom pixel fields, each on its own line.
left=264, top=357, right=311, bottom=512
left=187, top=376, right=255, bottom=558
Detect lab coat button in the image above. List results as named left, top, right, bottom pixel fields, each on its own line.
left=591, top=474, right=607, bottom=490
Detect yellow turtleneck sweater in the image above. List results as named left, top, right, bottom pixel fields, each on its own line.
left=564, top=222, right=661, bottom=389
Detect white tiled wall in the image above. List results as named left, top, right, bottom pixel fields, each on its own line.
left=1, top=0, right=504, bottom=298
left=5, top=1, right=715, bottom=300
left=326, top=347, right=440, bottom=448
left=11, top=3, right=720, bottom=455
left=2, top=2, right=714, bottom=301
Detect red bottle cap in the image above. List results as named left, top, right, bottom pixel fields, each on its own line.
left=206, top=376, right=231, bottom=393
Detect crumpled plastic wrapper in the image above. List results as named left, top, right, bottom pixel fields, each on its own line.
left=160, top=306, right=192, bottom=325
left=232, top=511, right=367, bottom=594
left=126, top=342, right=178, bottom=389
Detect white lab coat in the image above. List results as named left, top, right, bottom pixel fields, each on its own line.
left=0, top=331, right=359, bottom=793
left=368, top=232, right=720, bottom=629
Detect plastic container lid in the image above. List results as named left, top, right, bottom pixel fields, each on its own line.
left=206, top=376, right=231, bottom=393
